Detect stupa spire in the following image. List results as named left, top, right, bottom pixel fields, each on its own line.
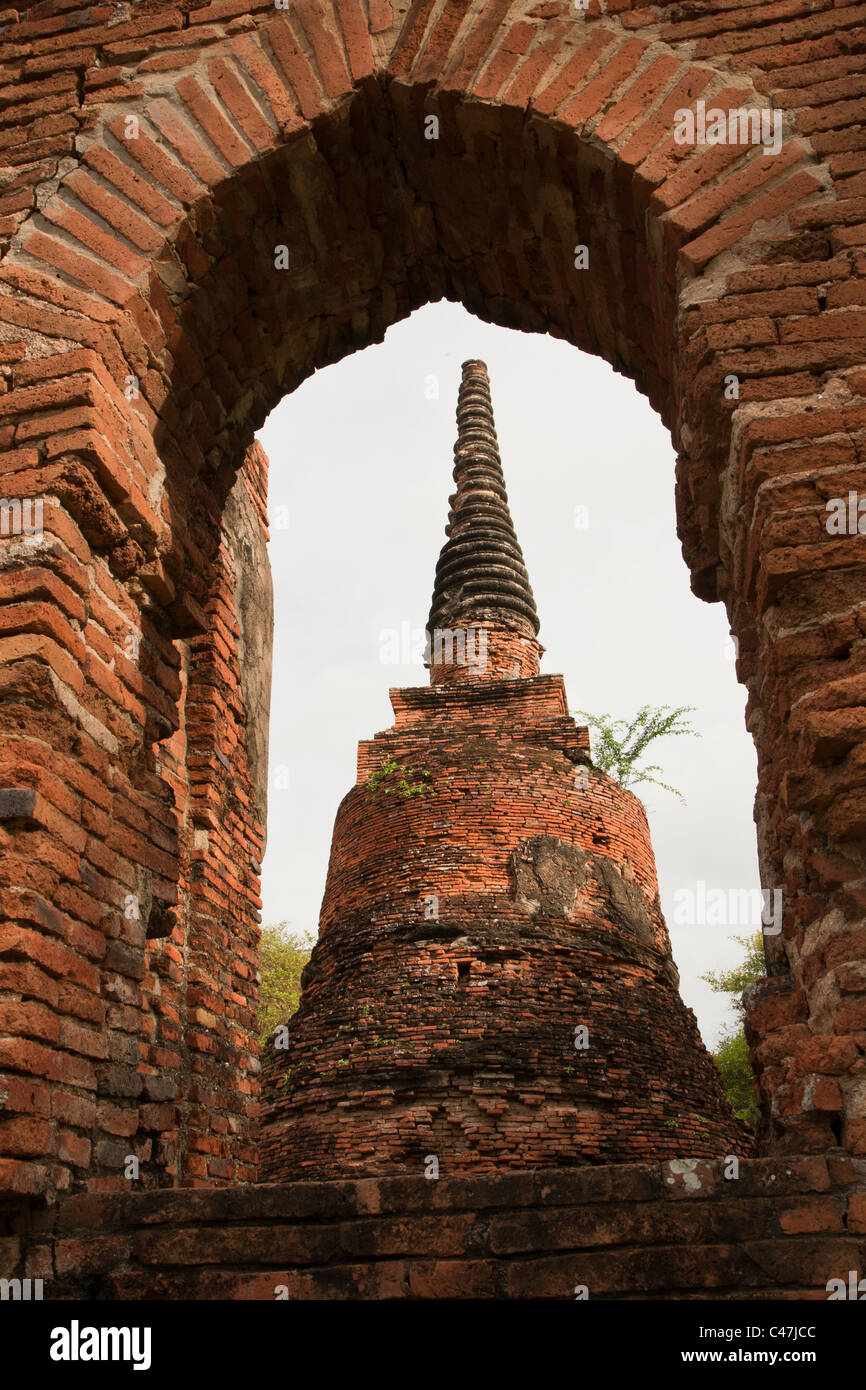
left=258, top=365, right=747, bottom=1183
left=426, top=360, right=542, bottom=684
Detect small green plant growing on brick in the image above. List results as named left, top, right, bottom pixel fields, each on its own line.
left=365, top=757, right=436, bottom=800
left=337, top=1058, right=349, bottom=1067
left=664, top=1118, right=678, bottom=1130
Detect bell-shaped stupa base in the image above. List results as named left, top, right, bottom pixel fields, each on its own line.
left=259, top=673, right=749, bottom=1181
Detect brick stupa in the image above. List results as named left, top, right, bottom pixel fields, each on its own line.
left=259, top=361, right=747, bottom=1179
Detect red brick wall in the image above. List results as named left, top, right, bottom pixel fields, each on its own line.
left=0, top=439, right=268, bottom=1198
left=1, top=0, right=866, bottom=1205
left=170, top=457, right=267, bottom=1185
left=427, top=622, right=544, bottom=683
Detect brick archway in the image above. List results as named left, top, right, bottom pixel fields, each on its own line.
left=1, top=0, right=865, bottom=1201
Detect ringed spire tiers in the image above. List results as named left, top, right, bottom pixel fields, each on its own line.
left=426, top=360, right=543, bottom=684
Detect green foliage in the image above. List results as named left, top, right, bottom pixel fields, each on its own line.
left=702, top=932, right=767, bottom=1022
left=573, top=703, right=699, bottom=801
left=258, top=922, right=314, bottom=1047
left=702, top=931, right=765, bottom=1125
left=712, top=1031, right=760, bottom=1125
left=365, top=757, right=436, bottom=800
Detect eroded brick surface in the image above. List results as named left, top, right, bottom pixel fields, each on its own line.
left=2, top=1156, right=864, bottom=1300
left=259, top=673, right=749, bottom=1175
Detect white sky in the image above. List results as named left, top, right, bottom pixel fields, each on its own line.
left=257, top=299, right=761, bottom=1051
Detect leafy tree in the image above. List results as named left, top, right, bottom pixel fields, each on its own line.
left=258, top=923, right=314, bottom=1047
left=702, top=930, right=765, bottom=1125
left=702, top=931, right=766, bottom=1022
left=573, top=703, right=699, bottom=801
left=712, top=1031, right=760, bottom=1124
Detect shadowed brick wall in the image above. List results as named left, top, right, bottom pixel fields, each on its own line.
left=4, top=1155, right=866, bottom=1300
left=1, top=0, right=866, bottom=1213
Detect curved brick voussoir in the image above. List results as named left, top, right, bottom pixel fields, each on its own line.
left=0, top=0, right=865, bottom=1204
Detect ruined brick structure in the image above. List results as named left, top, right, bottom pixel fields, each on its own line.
left=19, top=1153, right=866, bottom=1299
left=1, top=0, right=866, bottom=1298
left=0, top=441, right=270, bottom=1197
left=258, top=360, right=747, bottom=1178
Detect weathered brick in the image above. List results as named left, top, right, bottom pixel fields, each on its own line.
left=0, top=0, right=864, bottom=1288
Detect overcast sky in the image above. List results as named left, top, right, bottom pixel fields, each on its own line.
left=256, top=299, right=761, bottom=1050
